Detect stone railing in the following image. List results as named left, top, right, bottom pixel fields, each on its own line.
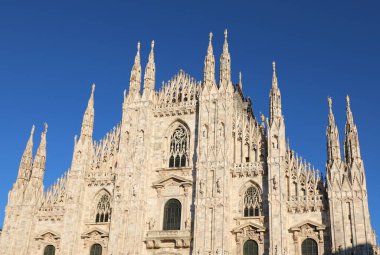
left=287, top=195, right=324, bottom=213
left=153, top=101, right=197, bottom=117
left=230, top=162, right=265, bottom=178
left=145, top=229, right=191, bottom=249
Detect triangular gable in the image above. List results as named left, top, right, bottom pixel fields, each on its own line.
left=152, top=175, right=192, bottom=188
left=35, top=230, right=60, bottom=240
left=290, top=220, right=325, bottom=231
left=81, top=227, right=109, bottom=238
left=232, top=222, right=265, bottom=234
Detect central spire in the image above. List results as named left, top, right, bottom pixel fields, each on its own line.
left=31, top=123, right=48, bottom=180
left=219, top=29, right=231, bottom=90
left=17, top=125, right=35, bottom=182
left=143, top=40, right=156, bottom=99
left=269, top=61, right=282, bottom=124
left=203, top=32, right=216, bottom=91
left=129, top=42, right=142, bottom=97
left=80, top=84, right=95, bottom=141
left=344, top=95, right=361, bottom=165
left=326, top=97, right=342, bottom=164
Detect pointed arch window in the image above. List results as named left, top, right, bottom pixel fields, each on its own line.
left=90, top=243, right=102, bottom=255
left=95, top=193, right=111, bottom=223
left=44, top=245, right=55, bottom=255
left=243, top=240, right=258, bottom=255
left=163, top=199, right=181, bottom=230
left=244, top=186, right=261, bottom=217
left=301, top=238, right=318, bottom=255
left=168, top=125, right=189, bottom=168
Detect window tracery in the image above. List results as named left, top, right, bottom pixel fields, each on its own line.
left=244, top=186, right=261, bottom=217
left=95, top=194, right=111, bottom=223
left=168, top=125, right=189, bottom=168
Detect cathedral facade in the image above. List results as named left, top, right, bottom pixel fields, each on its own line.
left=0, top=31, right=378, bottom=255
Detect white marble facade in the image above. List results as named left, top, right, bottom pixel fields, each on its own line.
left=0, top=31, right=378, bottom=255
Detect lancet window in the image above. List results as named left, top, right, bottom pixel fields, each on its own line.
left=301, top=238, right=318, bottom=255
left=168, top=125, right=189, bottom=168
left=163, top=199, right=181, bottom=230
left=243, top=240, right=258, bottom=255
left=243, top=186, right=261, bottom=217
left=90, top=244, right=102, bottom=255
left=95, top=194, right=111, bottom=223
left=44, top=245, right=55, bottom=255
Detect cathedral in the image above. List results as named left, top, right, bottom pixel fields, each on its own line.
left=0, top=30, right=378, bottom=255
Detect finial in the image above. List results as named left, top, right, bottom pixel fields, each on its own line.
left=31, top=124, right=35, bottom=135
left=91, top=83, right=95, bottom=94
left=43, top=123, right=48, bottom=134
left=346, top=95, right=350, bottom=107
left=239, top=71, right=242, bottom=85
left=224, top=29, right=228, bottom=40
left=137, top=41, right=140, bottom=51
left=272, top=61, right=276, bottom=72
left=209, top=32, right=213, bottom=42
left=151, top=40, right=155, bottom=49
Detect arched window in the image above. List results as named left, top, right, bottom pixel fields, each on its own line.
left=44, top=245, right=55, bottom=255
left=168, top=125, right=189, bottom=168
left=90, top=243, right=102, bottom=255
left=243, top=240, right=258, bottom=255
left=244, top=186, right=261, bottom=217
left=163, top=199, right=181, bottom=230
left=95, top=193, right=111, bottom=223
left=301, top=238, right=318, bottom=255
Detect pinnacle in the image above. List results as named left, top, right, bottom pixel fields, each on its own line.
left=43, top=123, right=48, bottom=134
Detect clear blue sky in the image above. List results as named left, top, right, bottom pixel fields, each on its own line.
left=0, top=0, right=379, bottom=233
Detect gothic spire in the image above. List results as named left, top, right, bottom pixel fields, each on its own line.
left=129, top=41, right=142, bottom=97
left=344, top=95, right=361, bottom=165
left=219, top=29, right=231, bottom=89
left=31, top=123, right=48, bottom=180
left=203, top=32, right=216, bottom=91
left=269, top=61, right=282, bottom=125
left=17, top=125, right=35, bottom=182
left=326, top=97, right=342, bottom=164
left=143, top=40, right=156, bottom=98
left=80, top=84, right=95, bottom=141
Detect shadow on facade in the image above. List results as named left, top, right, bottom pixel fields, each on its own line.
left=330, top=243, right=378, bottom=255
left=189, top=101, right=200, bottom=254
